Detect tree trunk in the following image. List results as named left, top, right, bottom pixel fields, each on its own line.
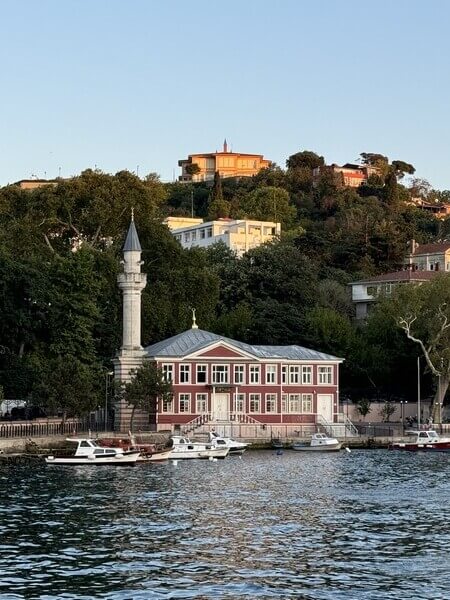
left=432, top=375, right=449, bottom=423
left=129, top=406, right=136, bottom=433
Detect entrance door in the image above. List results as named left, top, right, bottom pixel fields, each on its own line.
left=317, top=394, right=333, bottom=423
left=213, top=393, right=229, bottom=421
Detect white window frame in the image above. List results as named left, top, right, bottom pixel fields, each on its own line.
left=233, top=393, right=245, bottom=413
left=234, top=364, right=245, bottom=385
left=265, top=393, right=277, bottom=413
left=281, top=366, right=287, bottom=384
left=196, top=364, right=208, bottom=384
left=288, top=394, right=301, bottom=413
left=289, top=365, right=300, bottom=384
left=212, top=364, right=229, bottom=384
left=301, top=393, right=313, bottom=413
left=249, top=365, right=260, bottom=384
left=179, top=393, right=191, bottom=413
left=302, top=366, right=312, bottom=384
left=161, top=394, right=173, bottom=413
left=281, top=393, right=288, bottom=413
left=266, top=365, right=277, bottom=384
left=196, top=393, right=208, bottom=413
left=318, top=366, right=333, bottom=385
left=179, top=363, right=191, bottom=384
left=162, top=363, right=174, bottom=383
left=249, top=393, right=261, bottom=413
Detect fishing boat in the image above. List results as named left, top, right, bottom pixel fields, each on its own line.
left=206, top=431, right=249, bottom=455
left=389, top=429, right=450, bottom=452
left=169, top=435, right=229, bottom=459
left=45, top=438, right=141, bottom=465
left=291, top=433, right=342, bottom=452
left=98, top=435, right=172, bottom=462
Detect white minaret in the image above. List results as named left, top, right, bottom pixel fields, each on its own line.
left=113, top=212, right=147, bottom=430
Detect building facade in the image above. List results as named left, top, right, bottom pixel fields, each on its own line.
left=178, top=140, right=271, bottom=182
left=113, top=219, right=347, bottom=435
left=406, top=240, right=450, bottom=271
left=165, top=217, right=281, bottom=256
left=313, top=163, right=379, bottom=188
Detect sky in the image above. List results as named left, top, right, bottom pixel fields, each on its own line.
left=1, top=0, right=450, bottom=189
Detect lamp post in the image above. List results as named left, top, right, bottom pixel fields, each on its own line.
left=105, top=371, right=114, bottom=431
left=400, top=400, right=408, bottom=434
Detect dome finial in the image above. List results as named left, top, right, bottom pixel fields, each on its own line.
left=191, top=308, right=198, bottom=329
left=131, top=206, right=135, bottom=221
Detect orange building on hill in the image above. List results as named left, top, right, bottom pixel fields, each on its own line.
left=178, top=140, right=271, bottom=182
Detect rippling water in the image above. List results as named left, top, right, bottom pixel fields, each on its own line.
left=1, top=450, right=450, bottom=599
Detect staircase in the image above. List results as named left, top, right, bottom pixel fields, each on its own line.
left=317, top=414, right=359, bottom=438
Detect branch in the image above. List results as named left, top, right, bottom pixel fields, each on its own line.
left=397, top=314, right=442, bottom=376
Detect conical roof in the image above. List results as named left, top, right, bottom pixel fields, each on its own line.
left=123, top=218, right=141, bottom=252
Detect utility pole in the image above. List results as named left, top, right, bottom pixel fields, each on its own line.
left=191, top=190, right=194, bottom=218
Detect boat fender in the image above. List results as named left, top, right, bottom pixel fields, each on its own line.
left=345, top=447, right=351, bottom=453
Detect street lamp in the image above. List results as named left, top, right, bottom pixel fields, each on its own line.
left=105, top=371, right=114, bottom=431
left=400, top=400, right=408, bottom=434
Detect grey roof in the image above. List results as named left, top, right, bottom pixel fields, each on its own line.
left=123, top=219, right=141, bottom=252
left=144, top=328, right=342, bottom=361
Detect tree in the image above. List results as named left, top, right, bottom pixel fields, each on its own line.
left=207, top=171, right=230, bottom=219
left=185, top=163, right=201, bottom=177
left=123, top=362, right=172, bottom=431
left=237, top=186, right=296, bottom=228
left=380, top=400, right=396, bottom=422
left=392, top=276, right=450, bottom=422
left=286, top=150, right=324, bottom=171
left=356, top=398, right=372, bottom=419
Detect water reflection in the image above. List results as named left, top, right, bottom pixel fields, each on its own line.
left=0, top=450, right=449, bottom=599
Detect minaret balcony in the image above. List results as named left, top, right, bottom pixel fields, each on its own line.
left=117, top=273, right=147, bottom=285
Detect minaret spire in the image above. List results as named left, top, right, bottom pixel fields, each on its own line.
left=191, top=308, right=198, bottom=329
left=223, top=138, right=228, bottom=153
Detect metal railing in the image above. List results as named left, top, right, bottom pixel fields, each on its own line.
left=0, top=418, right=108, bottom=439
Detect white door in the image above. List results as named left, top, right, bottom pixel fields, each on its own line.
left=213, top=393, right=229, bottom=421
left=317, top=394, right=333, bottom=423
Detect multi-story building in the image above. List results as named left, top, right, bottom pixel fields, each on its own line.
left=313, top=163, right=379, bottom=188
left=13, top=179, right=59, bottom=190
left=178, top=140, right=271, bottom=182
left=349, top=239, right=450, bottom=319
left=165, top=217, right=281, bottom=256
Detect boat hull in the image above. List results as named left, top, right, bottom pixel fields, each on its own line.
left=45, top=453, right=140, bottom=465
left=291, top=443, right=342, bottom=452
left=169, top=447, right=229, bottom=460
left=390, top=442, right=450, bottom=452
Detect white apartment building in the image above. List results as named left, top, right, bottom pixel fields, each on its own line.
left=164, top=217, right=281, bottom=256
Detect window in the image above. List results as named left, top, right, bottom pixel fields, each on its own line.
left=281, top=394, right=288, bottom=413
left=266, top=365, right=277, bottom=384
left=179, top=364, right=190, bottom=384
left=200, top=229, right=206, bottom=239
left=234, top=365, right=245, bottom=384
left=302, top=366, right=312, bottom=384
left=212, top=365, right=229, bottom=384
left=162, top=364, right=173, bottom=383
left=265, top=394, right=276, bottom=413
left=249, top=394, right=260, bottom=413
left=191, top=231, right=196, bottom=241
left=249, top=365, right=260, bottom=384
left=318, top=366, right=333, bottom=384
left=196, top=393, right=207, bottom=413
left=302, top=394, right=313, bottom=413
left=289, top=366, right=300, bottom=384
left=206, top=227, right=213, bottom=238
left=289, top=394, right=301, bottom=413
left=162, top=394, right=173, bottom=413
left=179, top=394, right=190, bottom=413
left=196, top=364, right=207, bottom=384
left=282, top=366, right=287, bottom=384
left=234, top=393, right=245, bottom=413
left=184, top=232, right=190, bottom=242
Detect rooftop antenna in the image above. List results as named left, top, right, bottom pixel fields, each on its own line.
left=191, top=308, right=198, bottom=329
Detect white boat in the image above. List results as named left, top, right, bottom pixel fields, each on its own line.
left=291, top=433, right=342, bottom=452
left=169, top=435, right=229, bottom=460
left=207, top=431, right=249, bottom=455
left=45, top=438, right=141, bottom=465
left=389, top=429, right=450, bottom=452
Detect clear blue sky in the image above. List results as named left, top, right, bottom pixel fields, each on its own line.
left=1, top=0, right=450, bottom=189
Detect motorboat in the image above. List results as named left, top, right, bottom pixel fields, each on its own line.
left=291, top=433, right=342, bottom=452
left=169, top=435, right=229, bottom=459
left=271, top=437, right=284, bottom=449
left=207, top=431, right=249, bottom=455
left=45, top=438, right=141, bottom=465
left=98, top=435, right=172, bottom=462
left=389, top=429, right=450, bottom=452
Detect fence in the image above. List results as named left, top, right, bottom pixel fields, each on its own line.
left=0, top=418, right=110, bottom=439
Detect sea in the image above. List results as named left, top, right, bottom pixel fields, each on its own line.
left=0, top=449, right=449, bottom=600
